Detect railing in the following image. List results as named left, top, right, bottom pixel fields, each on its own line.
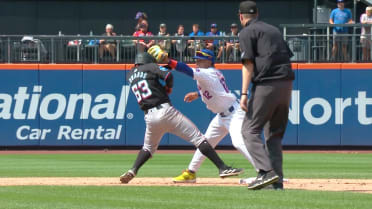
left=281, top=23, right=372, bottom=62
left=2, top=25, right=372, bottom=64
left=0, top=35, right=240, bottom=64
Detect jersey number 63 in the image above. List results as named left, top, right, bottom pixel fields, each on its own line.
left=131, top=80, right=152, bottom=103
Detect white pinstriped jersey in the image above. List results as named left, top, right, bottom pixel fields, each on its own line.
left=192, top=67, right=236, bottom=113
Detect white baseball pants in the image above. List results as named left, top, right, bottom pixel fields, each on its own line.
left=188, top=102, right=256, bottom=172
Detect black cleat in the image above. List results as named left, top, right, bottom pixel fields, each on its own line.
left=219, top=167, right=244, bottom=178
left=247, top=170, right=279, bottom=190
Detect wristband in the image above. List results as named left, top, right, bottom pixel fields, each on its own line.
left=241, top=93, right=248, bottom=96
left=197, top=91, right=201, bottom=97
left=168, top=59, right=178, bottom=69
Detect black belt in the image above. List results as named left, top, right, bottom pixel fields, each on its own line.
left=144, top=103, right=171, bottom=114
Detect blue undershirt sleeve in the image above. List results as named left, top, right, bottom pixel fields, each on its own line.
left=174, top=62, right=194, bottom=78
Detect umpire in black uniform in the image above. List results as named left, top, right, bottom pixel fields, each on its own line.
left=238, top=1, right=295, bottom=190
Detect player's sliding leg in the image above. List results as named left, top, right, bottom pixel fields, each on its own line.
left=197, top=140, right=243, bottom=177
left=228, top=109, right=256, bottom=169
left=174, top=117, right=227, bottom=183
left=168, top=108, right=243, bottom=177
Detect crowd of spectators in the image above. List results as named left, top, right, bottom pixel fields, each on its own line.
left=64, top=3, right=372, bottom=63
left=94, top=11, right=241, bottom=62
left=329, top=0, right=372, bottom=61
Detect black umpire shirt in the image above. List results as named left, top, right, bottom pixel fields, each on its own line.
left=239, top=18, right=295, bottom=84
left=127, top=63, right=173, bottom=111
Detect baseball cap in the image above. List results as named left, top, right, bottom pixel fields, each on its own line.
left=135, top=12, right=143, bottom=20
left=210, top=23, right=217, bottom=28
left=135, top=12, right=148, bottom=20
left=239, top=1, right=257, bottom=14
left=160, top=23, right=166, bottom=28
left=337, top=0, right=344, bottom=3
left=193, top=49, right=215, bottom=64
left=367, top=6, right=372, bottom=11
left=231, top=23, right=238, bottom=28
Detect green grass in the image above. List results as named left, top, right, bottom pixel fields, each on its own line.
left=0, top=153, right=371, bottom=179
left=0, top=152, right=371, bottom=209
left=0, top=186, right=371, bottom=209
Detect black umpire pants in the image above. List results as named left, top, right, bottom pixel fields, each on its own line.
left=242, top=79, right=292, bottom=183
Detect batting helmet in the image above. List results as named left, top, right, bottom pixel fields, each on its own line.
left=135, top=52, right=156, bottom=65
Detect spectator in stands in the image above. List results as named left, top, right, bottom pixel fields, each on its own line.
left=171, top=24, right=187, bottom=59
left=360, top=6, right=372, bottom=61
left=157, top=23, right=171, bottom=53
left=99, top=24, right=117, bottom=60
left=329, top=0, right=353, bottom=61
left=205, top=23, right=221, bottom=51
left=217, top=23, right=240, bottom=61
left=189, top=23, right=204, bottom=36
left=133, top=19, right=154, bottom=52
left=188, top=24, right=204, bottom=56
left=135, top=11, right=148, bottom=31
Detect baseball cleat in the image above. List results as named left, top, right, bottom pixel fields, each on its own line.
left=247, top=170, right=279, bottom=190
left=219, top=167, right=244, bottom=178
left=120, top=169, right=136, bottom=184
left=173, top=169, right=196, bottom=183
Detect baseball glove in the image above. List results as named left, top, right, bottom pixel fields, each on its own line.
left=148, top=45, right=168, bottom=63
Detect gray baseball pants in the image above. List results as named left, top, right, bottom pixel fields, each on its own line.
left=242, top=80, right=292, bottom=183
left=143, top=103, right=205, bottom=154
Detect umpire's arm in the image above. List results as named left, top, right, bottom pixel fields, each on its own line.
left=240, top=59, right=253, bottom=112
left=239, top=28, right=255, bottom=112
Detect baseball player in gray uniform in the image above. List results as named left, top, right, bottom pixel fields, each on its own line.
left=119, top=52, right=243, bottom=184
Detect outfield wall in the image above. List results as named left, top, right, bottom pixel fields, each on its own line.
left=0, top=63, right=371, bottom=147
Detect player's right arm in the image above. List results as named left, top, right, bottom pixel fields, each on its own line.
left=184, top=91, right=200, bottom=103
left=148, top=45, right=194, bottom=78
left=167, top=59, right=194, bottom=78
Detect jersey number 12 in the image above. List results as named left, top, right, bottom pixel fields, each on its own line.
left=131, top=80, right=152, bottom=102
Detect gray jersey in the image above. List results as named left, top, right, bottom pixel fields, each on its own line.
left=128, top=64, right=206, bottom=154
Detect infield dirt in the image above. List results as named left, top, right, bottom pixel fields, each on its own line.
left=0, top=177, right=371, bottom=194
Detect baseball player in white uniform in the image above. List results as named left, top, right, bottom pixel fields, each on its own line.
left=148, top=46, right=256, bottom=183
left=119, top=52, right=244, bottom=184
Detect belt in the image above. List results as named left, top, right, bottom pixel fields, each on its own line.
left=219, top=100, right=238, bottom=117
left=219, top=106, right=235, bottom=117
left=144, top=103, right=171, bottom=114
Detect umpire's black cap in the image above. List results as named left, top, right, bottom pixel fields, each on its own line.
left=135, top=52, right=156, bottom=65
left=239, top=1, right=257, bottom=14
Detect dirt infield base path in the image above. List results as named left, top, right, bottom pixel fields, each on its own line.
left=0, top=177, right=371, bottom=194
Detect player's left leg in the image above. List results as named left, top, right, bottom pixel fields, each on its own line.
left=173, top=115, right=228, bottom=183
left=187, top=115, right=228, bottom=172
left=167, top=106, right=243, bottom=177
left=227, top=106, right=256, bottom=169
left=120, top=110, right=167, bottom=184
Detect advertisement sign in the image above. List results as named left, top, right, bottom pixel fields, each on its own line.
left=0, top=64, right=371, bottom=146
